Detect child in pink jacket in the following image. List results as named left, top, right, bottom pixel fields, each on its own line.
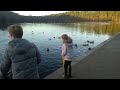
left=61, top=34, right=73, bottom=79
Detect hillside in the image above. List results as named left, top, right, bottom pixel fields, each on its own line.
left=0, top=11, right=120, bottom=23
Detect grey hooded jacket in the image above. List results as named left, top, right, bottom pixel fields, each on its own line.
left=0, top=38, right=41, bottom=79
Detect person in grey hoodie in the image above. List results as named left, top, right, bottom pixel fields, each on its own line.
left=61, top=34, right=73, bottom=79
left=0, top=25, right=41, bottom=79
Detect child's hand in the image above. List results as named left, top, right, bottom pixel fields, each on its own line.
left=62, top=57, right=65, bottom=66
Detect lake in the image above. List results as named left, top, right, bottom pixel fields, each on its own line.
left=0, top=22, right=120, bottom=78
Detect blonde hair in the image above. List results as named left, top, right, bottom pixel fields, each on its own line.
left=61, top=34, right=72, bottom=43
left=67, top=37, right=72, bottom=43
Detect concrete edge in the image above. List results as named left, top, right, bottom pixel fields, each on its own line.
left=44, top=32, right=120, bottom=79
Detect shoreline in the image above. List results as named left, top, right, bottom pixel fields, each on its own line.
left=44, top=32, right=120, bottom=79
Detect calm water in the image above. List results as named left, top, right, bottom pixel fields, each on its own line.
left=0, top=22, right=120, bottom=78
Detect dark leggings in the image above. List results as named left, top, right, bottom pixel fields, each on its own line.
left=64, top=60, right=71, bottom=76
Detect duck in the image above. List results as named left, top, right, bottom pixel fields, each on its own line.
left=47, top=48, right=49, bottom=52
left=83, top=44, right=89, bottom=46
left=49, top=38, right=51, bottom=40
left=89, top=41, right=94, bottom=44
left=88, top=47, right=91, bottom=50
left=87, top=40, right=90, bottom=43
left=74, top=44, right=78, bottom=47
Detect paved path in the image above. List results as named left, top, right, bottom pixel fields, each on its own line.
left=45, top=33, right=120, bottom=79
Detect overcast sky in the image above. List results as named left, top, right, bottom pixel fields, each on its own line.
left=12, top=11, right=67, bottom=16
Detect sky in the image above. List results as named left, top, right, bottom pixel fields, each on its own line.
left=12, top=11, right=67, bottom=16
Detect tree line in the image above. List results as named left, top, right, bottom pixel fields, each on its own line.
left=62, top=11, right=120, bottom=23
left=0, top=11, right=120, bottom=23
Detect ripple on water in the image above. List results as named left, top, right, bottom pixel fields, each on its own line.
left=0, top=23, right=111, bottom=78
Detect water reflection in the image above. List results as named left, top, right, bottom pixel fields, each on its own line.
left=51, top=22, right=120, bottom=36
left=1, top=22, right=120, bottom=36
left=0, top=22, right=120, bottom=78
